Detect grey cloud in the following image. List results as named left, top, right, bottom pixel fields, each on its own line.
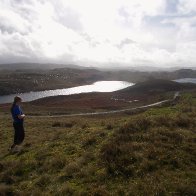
left=0, top=24, right=16, bottom=34
left=116, top=38, right=136, bottom=49
left=0, top=0, right=195, bottom=68
left=81, top=33, right=100, bottom=47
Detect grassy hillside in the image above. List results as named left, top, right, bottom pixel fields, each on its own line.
left=0, top=92, right=195, bottom=195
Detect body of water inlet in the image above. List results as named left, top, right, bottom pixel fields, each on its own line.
left=174, top=78, right=196, bottom=84
left=0, top=81, right=134, bottom=104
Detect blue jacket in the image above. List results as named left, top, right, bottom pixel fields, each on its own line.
left=11, top=105, right=23, bottom=123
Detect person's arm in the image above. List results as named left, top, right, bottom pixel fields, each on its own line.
left=14, top=106, right=25, bottom=119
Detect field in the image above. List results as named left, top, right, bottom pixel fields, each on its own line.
left=0, top=92, right=196, bottom=195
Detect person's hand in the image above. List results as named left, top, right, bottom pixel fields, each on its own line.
left=18, top=114, right=25, bottom=119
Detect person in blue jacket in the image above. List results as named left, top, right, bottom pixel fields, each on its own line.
left=10, top=96, right=25, bottom=151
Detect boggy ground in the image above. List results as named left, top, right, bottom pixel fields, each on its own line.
left=0, top=92, right=195, bottom=195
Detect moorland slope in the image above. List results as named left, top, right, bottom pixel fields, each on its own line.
left=0, top=92, right=195, bottom=195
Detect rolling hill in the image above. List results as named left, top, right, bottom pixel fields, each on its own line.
left=119, top=79, right=196, bottom=94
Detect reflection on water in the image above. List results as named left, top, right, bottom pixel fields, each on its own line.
left=0, top=81, right=134, bottom=104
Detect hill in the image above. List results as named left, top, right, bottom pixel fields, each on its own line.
left=0, top=66, right=196, bottom=96
left=0, top=68, right=104, bottom=96
left=0, top=92, right=195, bottom=195
left=24, top=79, right=196, bottom=114
left=0, top=63, right=85, bottom=70
left=119, top=79, right=196, bottom=94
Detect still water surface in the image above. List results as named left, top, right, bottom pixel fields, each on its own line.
left=174, top=78, right=196, bottom=84
left=0, top=81, right=134, bottom=104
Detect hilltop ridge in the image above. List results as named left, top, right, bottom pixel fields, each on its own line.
left=119, top=79, right=196, bottom=94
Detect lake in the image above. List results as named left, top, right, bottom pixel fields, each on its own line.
left=174, top=78, right=196, bottom=84
left=0, top=81, right=134, bottom=104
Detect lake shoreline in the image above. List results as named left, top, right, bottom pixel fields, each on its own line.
left=0, top=81, right=133, bottom=104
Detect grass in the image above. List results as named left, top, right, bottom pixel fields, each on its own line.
left=0, top=92, right=195, bottom=195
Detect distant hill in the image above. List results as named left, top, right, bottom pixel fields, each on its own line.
left=0, top=68, right=104, bottom=95
left=100, top=69, right=196, bottom=83
left=0, top=63, right=86, bottom=70
left=172, top=69, right=196, bottom=78
left=119, top=79, right=196, bottom=94
left=0, top=63, right=196, bottom=96
left=0, top=63, right=196, bottom=73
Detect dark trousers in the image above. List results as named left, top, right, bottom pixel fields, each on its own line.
left=13, top=122, right=25, bottom=145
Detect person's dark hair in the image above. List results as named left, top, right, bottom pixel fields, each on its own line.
left=11, top=96, right=22, bottom=113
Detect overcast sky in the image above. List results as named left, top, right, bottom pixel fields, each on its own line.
left=0, top=0, right=196, bottom=68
